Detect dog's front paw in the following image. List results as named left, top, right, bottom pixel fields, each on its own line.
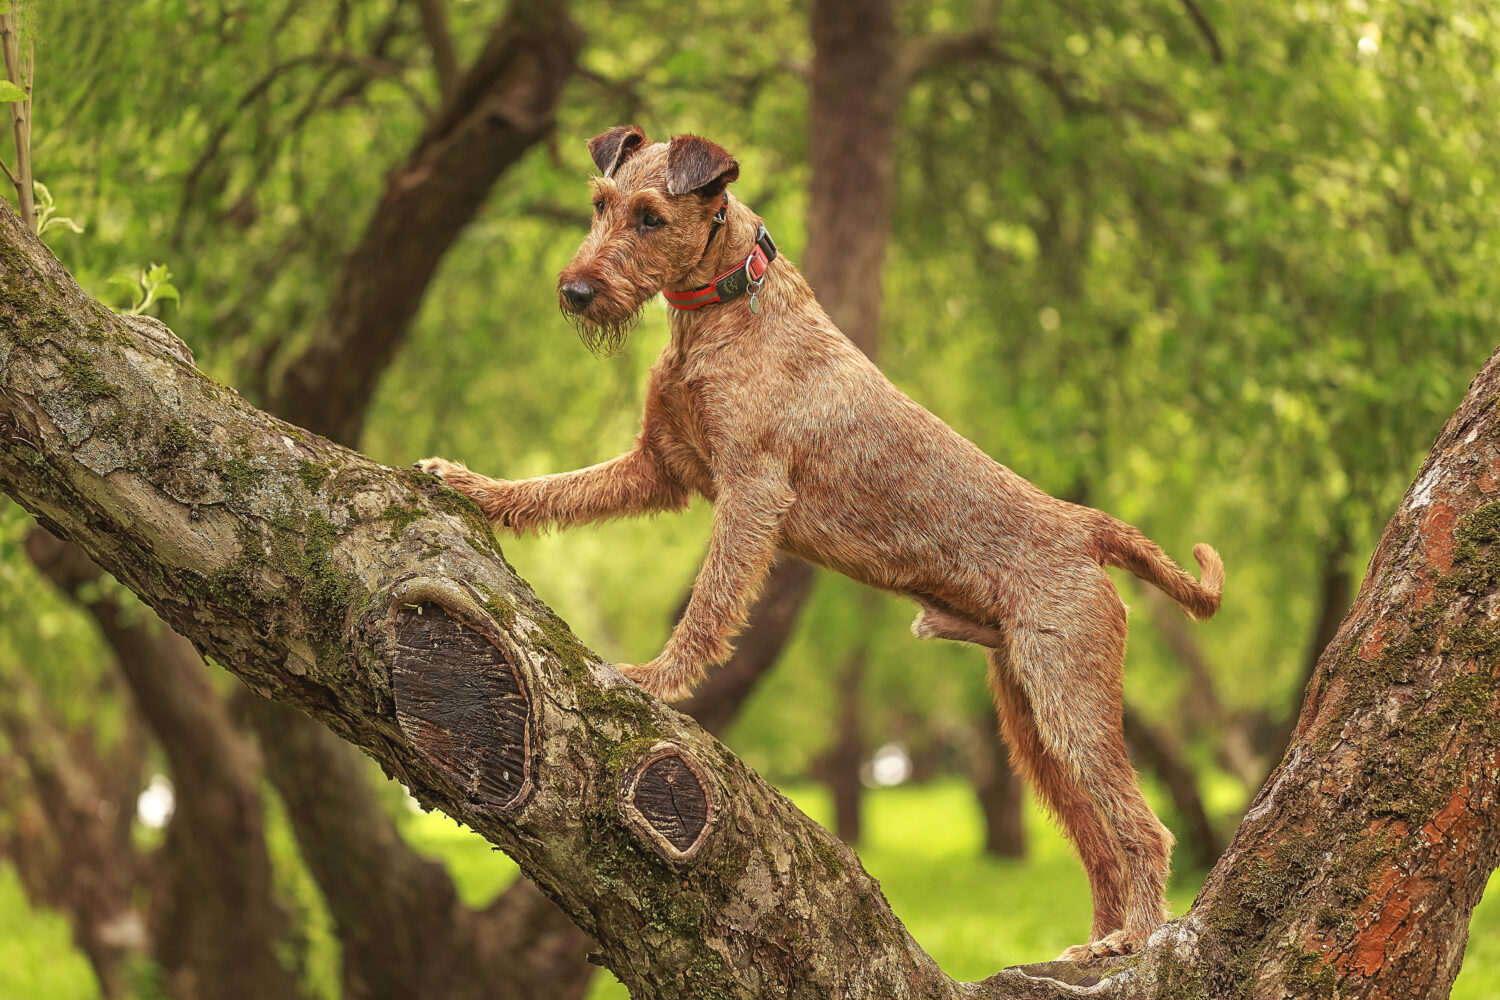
left=618, top=660, right=699, bottom=702
left=413, top=456, right=468, bottom=482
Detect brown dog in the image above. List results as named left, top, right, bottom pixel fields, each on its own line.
left=415, top=126, right=1224, bottom=959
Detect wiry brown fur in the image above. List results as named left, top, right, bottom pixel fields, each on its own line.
left=416, top=128, right=1225, bottom=960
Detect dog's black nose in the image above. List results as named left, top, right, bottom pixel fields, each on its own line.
left=560, top=280, right=596, bottom=310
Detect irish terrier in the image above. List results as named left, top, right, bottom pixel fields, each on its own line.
left=415, top=126, right=1224, bottom=959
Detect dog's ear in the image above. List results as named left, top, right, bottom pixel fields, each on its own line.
left=588, top=125, right=648, bottom=178
left=666, top=134, right=740, bottom=198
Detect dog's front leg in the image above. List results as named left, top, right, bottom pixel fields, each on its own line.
left=620, top=468, right=792, bottom=701
left=415, top=447, right=686, bottom=533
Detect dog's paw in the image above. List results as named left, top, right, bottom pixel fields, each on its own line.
left=617, top=660, right=698, bottom=702
left=1053, top=944, right=1095, bottom=963
left=1053, top=929, right=1144, bottom=961
left=412, top=456, right=467, bottom=482
left=1089, top=929, right=1146, bottom=957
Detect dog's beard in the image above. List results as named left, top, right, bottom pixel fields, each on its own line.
left=563, top=304, right=643, bottom=358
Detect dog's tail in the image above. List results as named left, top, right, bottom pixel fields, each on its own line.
left=1094, top=516, right=1224, bottom=621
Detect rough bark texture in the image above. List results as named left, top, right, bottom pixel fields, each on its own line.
left=1170, top=363, right=1500, bottom=997
left=245, top=5, right=595, bottom=994
left=5, top=199, right=1499, bottom=996
left=271, top=0, right=579, bottom=445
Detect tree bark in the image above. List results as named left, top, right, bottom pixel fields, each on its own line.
left=240, top=6, right=594, bottom=993
left=238, top=693, right=594, bottom=1000
left=6, top=198, right=1500, bottom=996
left=0, top=209, right=951, bottom=997
left=6, top=5, right=588, bottom=996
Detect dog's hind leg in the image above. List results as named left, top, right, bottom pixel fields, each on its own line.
left=986, top=646, right=1129, bottom=950
left=1002, top=607, right=1174, bottom=958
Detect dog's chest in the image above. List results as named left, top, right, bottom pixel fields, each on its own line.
left=653, top=372, right=718, bottom=494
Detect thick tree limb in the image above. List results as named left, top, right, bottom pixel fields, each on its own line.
left=4, top=208, right=1498, bottom=997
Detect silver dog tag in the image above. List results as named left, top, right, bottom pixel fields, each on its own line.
left=749, top=293, right=761, bottom=314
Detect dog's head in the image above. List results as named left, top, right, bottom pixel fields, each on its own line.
left=557, top=126, right=739, bottom=355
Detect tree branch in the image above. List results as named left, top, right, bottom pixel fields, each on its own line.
left=1178, top=0, right=1226, bottom=64
left=410, top=0, right=459, bottom=101
left=270, top=1, right=580, bottom=443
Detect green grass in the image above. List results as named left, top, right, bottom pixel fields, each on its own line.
left=3, top=780, right=1498, bottom=998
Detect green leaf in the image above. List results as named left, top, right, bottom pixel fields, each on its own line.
left=153, top=283, right=180, bottom=305
left=105, top=273, right=145, bottom=311
left=0, top=80, right=27, bottom=103
left=38, top=215, right=83, bottom=236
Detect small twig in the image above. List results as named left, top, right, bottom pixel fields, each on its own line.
left=1179, top=0, right=1226, bottom=64
left=0, top=13, right=34, bottom=230
left=411, top=0, right=458, bottom=103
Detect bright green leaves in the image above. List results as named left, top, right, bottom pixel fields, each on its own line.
left=105, top=263, right=181, bottom=316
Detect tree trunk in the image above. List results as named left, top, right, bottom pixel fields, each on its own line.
left=674, top=554, right=817, bottom=734
left=24, top=531, right=300, bottom=1000
left=1121, top=705, right=1220, bottom=872
left=6, top=5, right=588, bottom=996
left=1139, top=584, right=1261, bottom=786
left=671, top=0, right=904, bottom=735
left=1258, top=531, right=1354, bottom=779
left=972, top=713, right=1027, bottom=858
left=827, top=645, right=867, bottom=844
left=5, top=202, right=1499, bottom=997
left=0, top=673, right=144, bottom=998
left=806, top=0, right=900, bottom=360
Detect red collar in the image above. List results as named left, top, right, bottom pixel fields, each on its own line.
left=663, top=222, right=778, bottom=313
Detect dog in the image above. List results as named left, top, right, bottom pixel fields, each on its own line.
left=415, top=126, right=1224, bottom=959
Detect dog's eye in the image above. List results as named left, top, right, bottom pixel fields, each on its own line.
left=640, top=211, right=664, bottom=229
left=593, top=199, right=605, bottom=215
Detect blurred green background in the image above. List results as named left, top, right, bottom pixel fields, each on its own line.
left=1, top=0, right=1498, bottom=996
